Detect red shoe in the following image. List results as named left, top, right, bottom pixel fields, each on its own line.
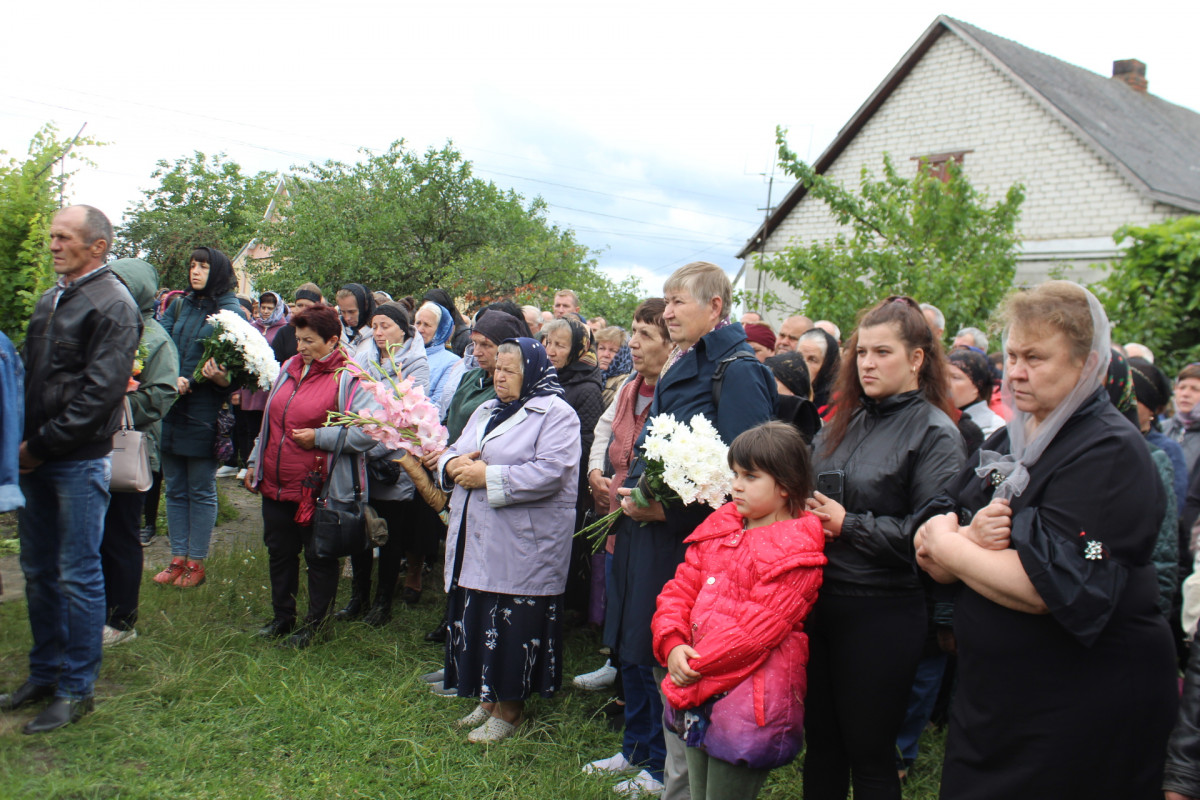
left=154, top=557, right=187, bottom=585
left=173, top=561, right=206, bottom=588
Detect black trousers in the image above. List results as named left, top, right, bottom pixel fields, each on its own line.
left=233, top=409, right=262, bottom=468
left=802, top=592, right=927, bottom=800
left=261, top=496, right=339, bottom=625
left=100, top=490, right=145, bottom=630
left=142, top=470, right=163, bottom=530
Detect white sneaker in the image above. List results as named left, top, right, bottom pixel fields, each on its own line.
left=573, top=659, right=617, bottom=691
left=583, top=752, right=635, bottom=775
left=466, top=715, right=519, bottom=743
left=613, top=770, right=664, bottom=797
left=215, top=466, right=239, bottom=478
left=102, top=625, right=138, bottom=648
left=236, top=468, right=248, bottom=480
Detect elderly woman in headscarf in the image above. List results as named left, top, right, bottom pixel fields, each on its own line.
left=595, top=326, right=633, bottom=408
left=915, top=281, right=1177, bottom=799
left=948, top=348, right=1006, bottom=438
left=764, top=350, right=821, bottom=444
left=540, top=316, right=604, bottom=618
left=334, top=283, right=376, bottom=358
left=333, top=302, right=433, bottom=625
left=423, top=288, right=473, bottom=356
left=797, top=328, right=840, bottom=419
left=435, top=337, right=581, bottom=743
left=414, top=300, right=463, bottom=406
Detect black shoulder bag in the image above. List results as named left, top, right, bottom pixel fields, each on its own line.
left=311, top=427, right=370, bottom=559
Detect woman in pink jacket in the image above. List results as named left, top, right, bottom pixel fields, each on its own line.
left=652, top=421, right=826, bottom=799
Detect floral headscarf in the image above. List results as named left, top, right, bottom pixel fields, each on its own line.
left=484, top=337, right=564, bottom=436
left=601, top=343, right=633, bottom=381
left=256, top=291, right=288, bottom=330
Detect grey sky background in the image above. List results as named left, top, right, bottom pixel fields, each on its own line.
left=4, top=0, right=1197, bottom=296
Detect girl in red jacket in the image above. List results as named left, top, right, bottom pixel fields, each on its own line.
left=652, top=421, right=826, bottom=799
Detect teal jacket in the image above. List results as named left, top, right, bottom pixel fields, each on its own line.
left=111, top=259, right=179, bottom=472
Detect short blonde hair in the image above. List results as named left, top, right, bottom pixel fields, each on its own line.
left=595, top=326, right=626, bottom=347
left=663, top=262, right=732, bottom=320
left=1000, top=281, right=1093, bottom=363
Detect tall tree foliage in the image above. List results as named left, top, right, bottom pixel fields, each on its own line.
left=756, top=127, right=1025, bottom=339
left=1098, top=216, right=1200, bottom=374
left=115, top=152, right=276, bottom=289
left=0, top=123, right=102, bottom=343
left=255, top=140, right=641, bottom=323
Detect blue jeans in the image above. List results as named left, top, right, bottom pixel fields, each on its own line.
left=895, top=651, right=949, bottom=766
left=18, top=457, right=111, bottom=699
left=161, top=453, right=218, bottom=560
left=621, top=661, right=667, bottom=782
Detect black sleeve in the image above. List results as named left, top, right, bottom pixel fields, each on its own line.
left=1164, top=648, right=1200, bottom=798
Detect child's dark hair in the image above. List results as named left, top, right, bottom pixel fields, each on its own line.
left=727, top=421, right=813, bottom=517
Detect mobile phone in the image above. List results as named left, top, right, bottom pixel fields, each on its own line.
left=816, top=470, right=845, bottom=505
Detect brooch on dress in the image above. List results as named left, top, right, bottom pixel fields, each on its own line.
left=1079, top=531, right=1105, bottom=560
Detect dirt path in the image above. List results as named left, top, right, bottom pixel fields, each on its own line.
left=0, top=478, right=264, bottom=603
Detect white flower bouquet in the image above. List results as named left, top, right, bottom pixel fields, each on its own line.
left=576, top=413, right=732, bottom=552
left=192, top=310, right=280, bottom=391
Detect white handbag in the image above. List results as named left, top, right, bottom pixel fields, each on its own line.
left=110, top=398, right=153, bottom=493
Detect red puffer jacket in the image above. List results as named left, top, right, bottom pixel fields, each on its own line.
left=258, top=350, right=346, bottom=503
left=652, top=501, right=825, bottom=768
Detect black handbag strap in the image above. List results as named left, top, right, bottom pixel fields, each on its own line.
left=317, top=427, right=361, bottom=503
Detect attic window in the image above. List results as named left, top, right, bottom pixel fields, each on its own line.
left=911, top=150, right=972, bottom=182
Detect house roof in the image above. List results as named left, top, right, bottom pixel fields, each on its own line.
left=737, top=15, right=1200, bottom=258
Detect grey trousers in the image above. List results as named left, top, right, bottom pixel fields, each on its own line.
left=653, top=666, right=692, bottom=800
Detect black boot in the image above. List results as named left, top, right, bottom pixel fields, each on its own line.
left=332, top=565, right=371, bottom=621
left=363, top=596, right=393, bottom=628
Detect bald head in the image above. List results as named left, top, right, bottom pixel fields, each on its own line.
left=775, top=315, right=814, bottom=353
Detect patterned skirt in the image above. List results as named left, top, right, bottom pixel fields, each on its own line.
left=443, top=587, right=563, bottom=702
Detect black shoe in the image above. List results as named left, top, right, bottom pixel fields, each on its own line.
left=331, top=595, right=368, bottom=622
left=280, top=625, right=324, bottom=649
left=0, top=680, right=57, bottom=712
left=138, top=526, right=156, bottom=547
left=401, top=587, right=422, bottom=607
left=362, top=601, right=392, bottom=628
left=22, top=697, right=93, bottom=734
left=255, top=619, right=295, bottom=639
left=424, top=624, right=447, bottom=643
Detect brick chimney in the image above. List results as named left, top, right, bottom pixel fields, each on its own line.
left=1112, top=59, right=1148, bottom=93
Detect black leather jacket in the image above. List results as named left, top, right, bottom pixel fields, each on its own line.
left=1165, top=640, right=1200, bottom=797
left=811, top=390, right=965, bottom=596
left=22, top=265, right=143, bottom=462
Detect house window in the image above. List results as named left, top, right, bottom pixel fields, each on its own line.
left=911, top=150, right=972, bottom=182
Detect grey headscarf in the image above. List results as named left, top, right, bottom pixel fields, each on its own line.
left=976, top=281, right=1111, bottom=500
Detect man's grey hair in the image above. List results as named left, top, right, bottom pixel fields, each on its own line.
left=75, top=205, right=113, bottom=255
left=955, top=326, right=989, bottom=351
left=1125, top=342, right=1155, bottom=363
left=919, top=303, right=945, bottom=331
left=522, top=304, right=541, bottom=318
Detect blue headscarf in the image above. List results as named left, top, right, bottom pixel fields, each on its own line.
left=602, top=343, right=633, bottom=381
left=484, top=337, right=563, bottom=436
left=429, top=302, right=455, bottom=350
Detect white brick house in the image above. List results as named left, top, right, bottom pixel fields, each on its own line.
left=739, top=16, right=1200, bottom=319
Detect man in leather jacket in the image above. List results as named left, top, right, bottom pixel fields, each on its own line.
left=0, top=205, right=142, bottom=734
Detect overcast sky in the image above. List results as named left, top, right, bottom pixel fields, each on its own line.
left=4, top=0, right=1197, bottom=296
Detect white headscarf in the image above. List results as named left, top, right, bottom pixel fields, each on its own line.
left=976, top=281, right=1111, bottom=500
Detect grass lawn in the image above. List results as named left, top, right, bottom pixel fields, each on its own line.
left=0, top=506, right=946, bottom=799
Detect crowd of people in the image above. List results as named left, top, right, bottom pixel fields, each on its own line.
left=6, top=205, right=1200, bottom=800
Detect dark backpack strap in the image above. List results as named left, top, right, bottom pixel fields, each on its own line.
left=711, top=351, right=760, bottom=411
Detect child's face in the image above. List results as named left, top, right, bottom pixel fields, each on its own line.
left=731, top=462, right=790, bottom=526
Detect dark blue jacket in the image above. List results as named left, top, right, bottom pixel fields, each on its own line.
left=160, top=290, right=242, bottom=459
left=605, top=321, right=777, bottom=666
left=0, top=331, right=24, bottom=511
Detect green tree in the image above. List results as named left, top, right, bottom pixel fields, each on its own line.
left=755, top=127, right=1025, bottom=339
left=253, top=141, right=641, bottom=321
left=1097, top=216, right=1200, bottom=374
left=115, top=152, right=276, bottom=289
left=0, top=123, right=102, bottom=343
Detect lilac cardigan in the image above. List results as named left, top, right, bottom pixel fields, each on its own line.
left=437, top=394, right=580, bottom=596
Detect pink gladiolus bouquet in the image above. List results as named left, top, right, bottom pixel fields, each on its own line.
left=325, top=363, right=449, bottom=457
